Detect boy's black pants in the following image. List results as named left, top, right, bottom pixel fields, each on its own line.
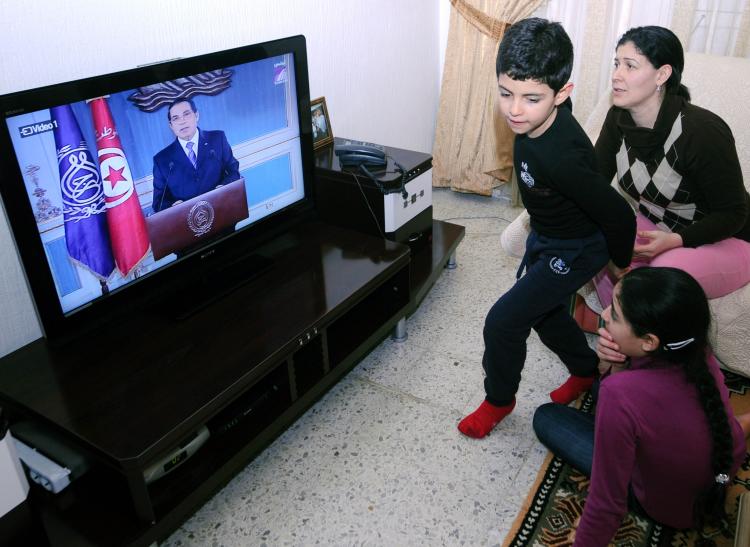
left=482, top=230, right=609, bottom=406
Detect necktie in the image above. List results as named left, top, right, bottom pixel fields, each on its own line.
left=186, top=141, right=197, bottom=168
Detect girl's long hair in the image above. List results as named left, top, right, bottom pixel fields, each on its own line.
left=618, top=267, right=733, bottom=528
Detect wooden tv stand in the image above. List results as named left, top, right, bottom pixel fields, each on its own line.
left=0, top=221, right=414, bottom=546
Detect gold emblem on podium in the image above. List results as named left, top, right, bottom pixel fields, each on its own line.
left=187, top=200, right=215, bottom=237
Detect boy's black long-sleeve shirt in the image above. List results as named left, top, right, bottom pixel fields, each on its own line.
left=514, top=106, right=636, bottom=268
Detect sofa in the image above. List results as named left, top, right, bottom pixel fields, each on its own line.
left=499, top=52, right=750, bottom=378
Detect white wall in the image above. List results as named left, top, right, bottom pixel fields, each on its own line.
left=439, top=0, right=452, bottom=87
left=0, top=0, right=441, bottom=357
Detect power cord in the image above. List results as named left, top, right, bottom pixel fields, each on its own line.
left=358, top=154, right=408, bottom=200
left=346, top=154, right=411, bottom=241
left=350, top=170, right=386, bottom=239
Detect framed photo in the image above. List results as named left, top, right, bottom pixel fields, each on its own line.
left=310, top=96, right=333, bottom=149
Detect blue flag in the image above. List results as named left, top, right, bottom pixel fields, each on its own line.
left=52, top=105, right=115, bottom=281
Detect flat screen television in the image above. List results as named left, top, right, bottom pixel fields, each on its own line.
left=0, top=35, right=316, bottom=343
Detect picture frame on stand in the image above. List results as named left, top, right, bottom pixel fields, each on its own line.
left=310, top=96, right=333, bottom=149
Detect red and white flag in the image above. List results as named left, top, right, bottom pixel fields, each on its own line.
left=88, top=97, right=149, bottom=276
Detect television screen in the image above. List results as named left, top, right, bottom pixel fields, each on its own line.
left=0, top=36, right=315, bottom=340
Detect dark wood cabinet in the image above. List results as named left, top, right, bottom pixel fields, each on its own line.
left=0, top=128, right=467, bottom=545
left=0, top=221, right=411, bottom=546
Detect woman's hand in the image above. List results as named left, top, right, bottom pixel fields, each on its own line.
left=633, top=230, right=682, bottom=259
left=597, top=326, right=627, bottom=363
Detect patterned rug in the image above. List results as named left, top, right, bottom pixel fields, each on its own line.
left=504, top=370, right=750, bottom=546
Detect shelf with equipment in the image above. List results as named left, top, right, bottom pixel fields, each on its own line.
left=314, top=138, right=465, bottom=316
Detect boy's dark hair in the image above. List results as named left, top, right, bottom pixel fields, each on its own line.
left=617, top=26, right=691, bottom=101
left=495, top=17, right=573, bottom=93
left=618, top=267, right=733, bottom=530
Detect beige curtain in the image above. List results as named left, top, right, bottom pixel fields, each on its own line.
left=571, top=0, right=615, bottom=126
left=433, top=0, right=544, bottom=196
left=734, top=3, right=750, bottom=57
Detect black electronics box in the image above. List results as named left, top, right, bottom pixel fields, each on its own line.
left=314, top=137, right=433, bottom=252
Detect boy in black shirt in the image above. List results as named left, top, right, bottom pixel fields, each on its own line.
left=458, top=18, right=636, bottom=438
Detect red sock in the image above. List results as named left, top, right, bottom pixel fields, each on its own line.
left=458, top=399, right=516, bottom=439
left=550, top=375, right=595, bottom=404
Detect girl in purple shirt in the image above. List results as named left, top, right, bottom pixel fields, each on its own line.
left=533, top=267, right=750, bottom=545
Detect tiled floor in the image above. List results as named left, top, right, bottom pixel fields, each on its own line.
left=162, top=188, right=575, bottom=546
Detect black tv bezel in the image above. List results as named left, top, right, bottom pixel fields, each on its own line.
left=0, top=34, right=317, bottom=344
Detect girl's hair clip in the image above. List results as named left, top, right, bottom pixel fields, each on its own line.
left=664, top=337, right=695, bottom=351
left=715, top=473, right=730, bottom=485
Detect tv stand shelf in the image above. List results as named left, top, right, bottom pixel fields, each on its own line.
left=0, top=221, right=411, bottom=546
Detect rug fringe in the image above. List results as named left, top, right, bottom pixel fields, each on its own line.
left=501, top=451, right=556, bottom=547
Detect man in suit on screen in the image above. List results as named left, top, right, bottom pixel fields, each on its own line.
left=151, top=97, right=240, bottom=212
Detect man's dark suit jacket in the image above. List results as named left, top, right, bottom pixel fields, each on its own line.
left=152, top=129, right=241, bottom=212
